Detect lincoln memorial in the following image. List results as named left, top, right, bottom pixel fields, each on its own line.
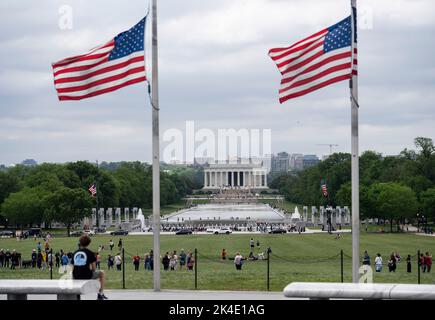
left=203, top=163, right=268, bottom=190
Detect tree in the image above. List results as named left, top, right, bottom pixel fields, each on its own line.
left=45, top=187, right=93, bottom=237
left=420, top=188, right=435, bottom=221
left=1, top=188, right=48, bottom=228
left=374, top=183, right=418, bottom=232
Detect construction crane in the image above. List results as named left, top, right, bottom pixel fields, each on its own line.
left=317, top=144, right=339, bottom=155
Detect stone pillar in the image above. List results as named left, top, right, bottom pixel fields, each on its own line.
left=232, top=171, right=236, bottom=187
left=124, top=208, right=129, bottom=222
left=115, top=208, right=121, bottom=226
left=264, top=172, right=268, bottom=187
left=303, top=206, right=308, bottom=222
left=311, top=206, right=317, bottom=225
left=132, top=207, right=138, bottom=220
left=99, top=208, right=105, bottom=226
left=106, top=208, right=113, bottom=226
left=344, top=206, right=350, bottom=224
left=204, top=171, right=208, bottom=187
left=320, top=206, right=325, bottom=225
left=91, top=208, right=97, bottom=227
left=336, top=206, right=342, bottom=224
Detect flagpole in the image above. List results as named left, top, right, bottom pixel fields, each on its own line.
left=350, top=0, right=360, bottom=283
left=96, top=160, right=99, bottom=228
left=151, top=0, right=161, bottom=291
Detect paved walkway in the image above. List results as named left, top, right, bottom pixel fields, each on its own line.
left=0, top=289, right=292, bottom=300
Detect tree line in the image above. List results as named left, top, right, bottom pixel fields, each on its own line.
left=270, top=137, right=435, bottom=231
left=0, top=161, right=203, bottom=233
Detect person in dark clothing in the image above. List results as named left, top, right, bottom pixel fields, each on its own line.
left=149, top=250, right=154, bottom=271
left=36, top=250, right=42, bottom=269
left=72, top=235, right=108, bottom=300
left=162, top=252, right=170, bottom=271
left=406, top=254, right=412, bottom=273
left=0, top=249, right=4, bottom=268
left=117, top=239, right=123, bottom=250
left=10, top=250, right=19, bottom=269
left=388, top=253, right=397, bottom=272
left=4, top=250, right=11, bottom=268
left=55, top=252, right=60, bottom=268
left=31, top=249, right=37, bottom=268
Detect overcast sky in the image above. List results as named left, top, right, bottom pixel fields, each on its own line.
left=1, top=0, right=434, bottom=165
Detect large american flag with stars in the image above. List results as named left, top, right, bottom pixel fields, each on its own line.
left=269, top=16, right=357, bottom=104
left=52, top=17, right=147, bottom=101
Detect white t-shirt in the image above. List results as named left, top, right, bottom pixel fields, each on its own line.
left=234, top=255, right=243, bottom=265
left=375, top=256, right=383, bottom=265
left=115, top=255, right=122, bottom=265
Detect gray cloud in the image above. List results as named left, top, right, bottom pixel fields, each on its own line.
left=0, top=0, right=434, bottom=165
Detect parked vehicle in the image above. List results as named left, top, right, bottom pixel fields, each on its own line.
left=23, top=228, right=45, bottom=238
left=0, top=230, right=15, bottom=238
left=213, top=228, right=232, bottom=235
left=110, top=229, right=128, bottom=236
left=175, top=229, right=193, bottom=235
left=69, top=230, right=84, bottom=237
left=268, top=228, right=287, bottom=234
left=92, top=227, right=107, bottom=234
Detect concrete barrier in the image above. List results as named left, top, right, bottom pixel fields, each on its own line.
left=283, top=282, right=435, bottom=300
left=0, top=280, right=100, bottom=300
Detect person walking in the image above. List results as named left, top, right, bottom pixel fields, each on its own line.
left=107, top=254, right=114, bottom=270
left=109, top=240, right=114, bottom=251
left=117, top=239, right=123, bottom=251
left=61, top=253, right=69, bottom=273
left=162, top=252, right=170, bottom=271
left=249, top=239, right=254, bottom=252
left=425, top=252, right=432, bottom=273
left=374, top=253, right=383, bottom=272
left=234, top=252, right=243, bottom=270
left=256, top=240, right=260, bottom=249
left=186, top=251, right=194, bottom=271
left=179, top=249, right=186, bottom=270
left=420, top=253, right=426, bottom=273
left=96, top=253, right=101, bottom=270
left=114, top=253, right=122, bottom=271
left=406, top=254, right=412, bottom=273
left=133, top=253, right=140, bottom=271
left=362, top=251, right=371, bottom=266
left=221, top=248, right=227, bottom=260
left=144, top=254, right=151, bottom=270
left=388, top=253, right=397, bottom=272
left=55, top=252, right=60, bottom=268
left=31, top=249, right=37, bottom=268
left=72, top=235, right=108, bottom=300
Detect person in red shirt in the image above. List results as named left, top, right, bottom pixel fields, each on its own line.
left=420, top=253, right=426, bottom=273
left=425, top=252, right=432, bottom=273
left=133, top=254, right=141, bottom=271
left=221, top=249, right=227, bottom=260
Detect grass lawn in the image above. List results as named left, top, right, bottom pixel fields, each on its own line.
left=1, top=233, right=434, bottom=291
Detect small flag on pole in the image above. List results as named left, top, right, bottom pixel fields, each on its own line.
left=268, top=16, right=357, bottom=103
left=320, top=180, right=328, bottom=198
left=52, top=17, right=147, bottom=101
left=88, top=184, right=97, bottom=197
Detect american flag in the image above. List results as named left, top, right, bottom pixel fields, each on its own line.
left=321, top=183, right=328, bottom=198
left=52, top=17, right=147, bottom=101
left=269, top=16, right=357, bottom=104
left=88, top=184, right=97, bottom=197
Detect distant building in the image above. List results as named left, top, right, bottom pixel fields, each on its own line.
left=21, top=159, right=37, bottom=167
left=302, top=154, right=320, bottom=169
left=271, top=152, right=289, bottom=174
left=289, top=154, right=304, bottom=171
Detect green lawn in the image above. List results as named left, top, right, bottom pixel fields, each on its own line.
left=0, top=233, right=434, bottom=291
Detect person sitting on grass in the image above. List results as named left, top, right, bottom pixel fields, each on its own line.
left=72, top=235, right=108, bottom=300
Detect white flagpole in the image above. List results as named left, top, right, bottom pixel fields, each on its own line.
left=151, top=0, right=161, bottom=291
left=350, top=0, right=360, bottom=283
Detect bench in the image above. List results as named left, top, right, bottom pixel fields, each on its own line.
left=0, top=280, right=100, bottom=300
left=283, top=282, right=435, bottom=300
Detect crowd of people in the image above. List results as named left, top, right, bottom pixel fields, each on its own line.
left=362, top=250, right=432, bottom=273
